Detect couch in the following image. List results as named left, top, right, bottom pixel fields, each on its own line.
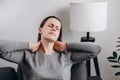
left=0, top=62, right=101, bottom=80
left=0, top=67, right=18, bottom=80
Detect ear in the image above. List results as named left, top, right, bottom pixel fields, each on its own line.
left=38, top=28, right=42, bottom=34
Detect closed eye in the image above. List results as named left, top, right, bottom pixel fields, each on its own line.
left=48, top=24, right=54, bottom=27
left=56, top=26, right=60, bottom=31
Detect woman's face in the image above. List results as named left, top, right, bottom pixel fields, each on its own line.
left=39, top=18, right=61, bottom=42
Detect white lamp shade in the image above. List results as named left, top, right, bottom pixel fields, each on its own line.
left=70, top=2, right=107, bottom=32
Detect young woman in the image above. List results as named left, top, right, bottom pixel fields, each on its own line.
left=0, top=16, right=101, bottom=80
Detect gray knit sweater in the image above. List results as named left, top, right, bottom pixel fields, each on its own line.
left=0, top=40, right=101, bottom=80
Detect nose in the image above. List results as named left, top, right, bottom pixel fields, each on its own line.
left=51, top=26, right=56, bottom=31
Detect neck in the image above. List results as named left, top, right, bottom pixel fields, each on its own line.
left=38, top=39, right=55, bottom=55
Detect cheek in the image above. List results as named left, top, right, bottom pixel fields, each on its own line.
left=56, top=31, right=60, bottom=37
left=41, top=27, right=49, bottom=34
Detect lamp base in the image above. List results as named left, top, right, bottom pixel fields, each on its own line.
left=81, top=36, right=95, bottom=42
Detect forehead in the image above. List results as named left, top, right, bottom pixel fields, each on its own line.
left=45, top=18, right=61, bottom=26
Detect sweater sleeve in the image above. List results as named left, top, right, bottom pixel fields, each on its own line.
left=0, top=40, right=29, bottom=52
left=0, top=40, right=29, bottom=64
left=65, top=42, right=101, bottom=63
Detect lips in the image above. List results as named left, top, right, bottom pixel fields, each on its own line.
left=48, top=32, right=56, bottom=36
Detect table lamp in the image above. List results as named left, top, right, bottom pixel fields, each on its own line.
left=70, top=1, right=107, bottom=42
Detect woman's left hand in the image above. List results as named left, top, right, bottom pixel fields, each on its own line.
left=53, top=41, right=66, bottom=52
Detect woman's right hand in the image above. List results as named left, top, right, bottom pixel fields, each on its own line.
left=29, top=41, right=41, bottom=52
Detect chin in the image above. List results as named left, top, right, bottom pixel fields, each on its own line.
left=43, top=35, right=58, bottom=42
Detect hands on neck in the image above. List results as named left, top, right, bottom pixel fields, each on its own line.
left=29, top=39, right=66, bottom=54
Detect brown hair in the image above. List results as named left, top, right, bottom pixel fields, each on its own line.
left=38, top=16, right=62, bottom=41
